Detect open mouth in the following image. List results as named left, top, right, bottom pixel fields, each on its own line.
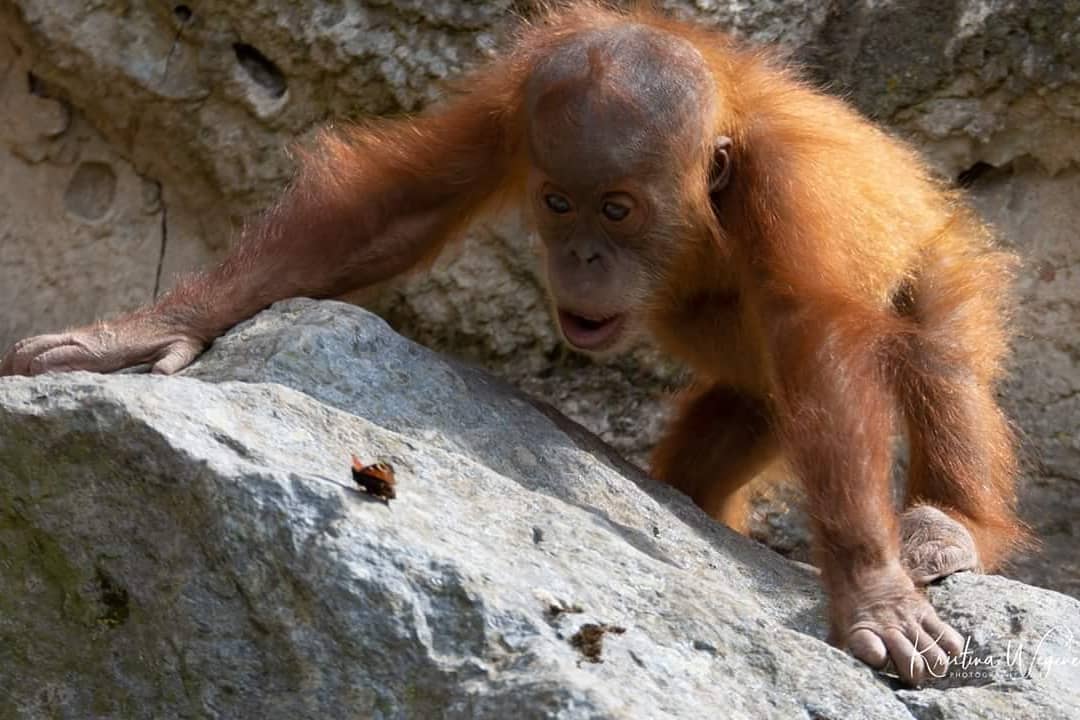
left=557, top=309, right=626, bottom=351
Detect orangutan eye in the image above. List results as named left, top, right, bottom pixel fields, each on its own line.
left=545, top=193, right=572, bottom=214
left=602, top=201, right=631, bottom=221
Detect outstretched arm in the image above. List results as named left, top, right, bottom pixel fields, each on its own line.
left=1, top=70, right=525, bottom=376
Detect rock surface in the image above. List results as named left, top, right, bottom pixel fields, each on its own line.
left=970, top=163, right=1080, bottom=598
left=1, top=300, right=1078, bottom=719
left=1, top=1, right=1077, bottom=596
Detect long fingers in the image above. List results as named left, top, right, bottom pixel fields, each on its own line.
left=1, top=334, right=76, bottom=376
left=848, top=626, right=888, bottom=669
left=850, top=625, right=943, bottom=686
left=923, top=612, right=965, bottom=656
left=1, top=324, right=205, bottom=378
left=882, top=626, right=927, bottom=685
left=845, top=602, right=964, bottom=686
left=30, top=345, right=102, bottom=374
left=908, top=620, right=951, bottom=681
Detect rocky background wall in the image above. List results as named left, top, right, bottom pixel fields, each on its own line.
left=1, top=1, right=1077, bottom=596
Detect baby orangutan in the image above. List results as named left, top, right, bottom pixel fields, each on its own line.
left=1, top=2, right=1023, bottom=685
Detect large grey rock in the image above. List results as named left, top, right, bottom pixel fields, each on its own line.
left=1, top=300, right=1078, bottom=719
left=1, top=1, right=1077, bottom=597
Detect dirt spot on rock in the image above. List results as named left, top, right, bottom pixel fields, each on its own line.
left=570, top=622, right=625, bottom=663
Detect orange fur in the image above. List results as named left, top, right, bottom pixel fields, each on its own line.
left=2, top=3, right=1024, bottom=672
left=218, top=0, right=1022, bottom=613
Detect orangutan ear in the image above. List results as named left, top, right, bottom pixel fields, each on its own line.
left=709, top=135, right=733, bottom=193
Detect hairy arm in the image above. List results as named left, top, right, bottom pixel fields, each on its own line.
left=1, top=70, right=524, bottom=376
left=727, top=92, right=965, bottom=683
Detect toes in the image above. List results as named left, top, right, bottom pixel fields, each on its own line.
left=854, top=614, right=964, bottom=685
left=836, top=557, right=969, bottom=686
left=909, top=622, right=950, bottom=678
left=848, top=627, right=888, bottom=668
left=922, top=612, right=965, bottom=657
left=882, top=627, right=926, bottom=685
left=850, top=622, right=955, bottom=685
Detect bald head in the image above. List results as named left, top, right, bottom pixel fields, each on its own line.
left=525, top=24, right=715, bottom=187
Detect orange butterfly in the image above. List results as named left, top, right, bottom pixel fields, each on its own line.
left=350, top=455, right=397, bottom=503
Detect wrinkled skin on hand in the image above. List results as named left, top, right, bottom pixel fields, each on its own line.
left=833, top=561, right=965, bottom=685
left=0, top=313, right=205, bottom=377
left=830, top=507, right=980, bottom=685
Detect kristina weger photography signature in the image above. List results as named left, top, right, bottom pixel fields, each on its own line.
left=910, top=625, right=1079, bottom=681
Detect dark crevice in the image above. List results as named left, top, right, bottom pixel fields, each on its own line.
left=95, top=567, right=130, bottom=627
left=27, top=71, right=48, bottom=98
left=956, top=161, right=995, bottom=188
left=154, top=185, right=167, bottom=299
left=233, top=43, right=287, bottom=98
left=162, top=3, right=194, bottom=84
